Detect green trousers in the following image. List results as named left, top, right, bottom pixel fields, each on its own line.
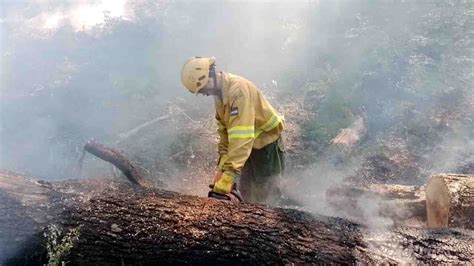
left=239, top=138, right=285, bottom=204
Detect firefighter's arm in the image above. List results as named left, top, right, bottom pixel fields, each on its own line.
left=213, top=88, right=255, bottom=194
left=215, top=116, right=229, bottom=170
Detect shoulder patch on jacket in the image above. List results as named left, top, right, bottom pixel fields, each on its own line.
left=230, top=107, right=239, bottom=116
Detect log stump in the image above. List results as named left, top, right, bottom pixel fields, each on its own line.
left=426, top=173, right=474, bottom=229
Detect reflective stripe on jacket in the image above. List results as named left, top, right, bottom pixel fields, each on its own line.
left=214, top=72, right=284, bottom=178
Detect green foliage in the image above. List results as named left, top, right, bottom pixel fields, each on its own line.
left=44, top=225, right=81, bottom=266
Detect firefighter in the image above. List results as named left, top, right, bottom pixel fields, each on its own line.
left=181, top=57, right=285, bottom=204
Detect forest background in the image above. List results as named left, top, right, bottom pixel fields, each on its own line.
left=1, top=0, right=473, bottom=218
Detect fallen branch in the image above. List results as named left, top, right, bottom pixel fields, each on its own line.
left=84, top=140, right=150, bottom=187
left=116, top=113, right=180, bottom=142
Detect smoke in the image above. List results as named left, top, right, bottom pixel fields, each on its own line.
left=281, top=155, right=359, bottom=211
left=1, top=0, right=471, bottom=210
left=426, top=129, right=474, bottom=176
left=1, top=0, right=128, bottom=32
left=0, top=0, right=314, bottom=179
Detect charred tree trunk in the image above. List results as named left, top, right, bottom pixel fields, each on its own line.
left=0, top=171, right=472, bottom=265
left=84, top=139, right=150, bottom=187
left=426, top=173, right=474, bottom=229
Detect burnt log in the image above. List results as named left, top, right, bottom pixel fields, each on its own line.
left=0, top=171, right=473, bottom=265
left=84, top=139, right=150, bottom=187
left=326, top=183, right=427, bottom=226
left=426, top=173, right=474, bottom=229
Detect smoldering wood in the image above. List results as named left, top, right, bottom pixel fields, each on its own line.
left=0, top=171, right=472, bottom=265
left=83, top=139, right=150, bottom=187
left=326, top=183, right=427, bottom=226
left=426, top=173, right=474, bottom=229
left=328, top=183, right=424, bottom=200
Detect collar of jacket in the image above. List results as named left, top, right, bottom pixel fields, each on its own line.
left=219, top=71, right=231, bottom=106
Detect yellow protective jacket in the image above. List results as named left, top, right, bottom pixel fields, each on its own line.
left=214, top=72, right=284, bottom=179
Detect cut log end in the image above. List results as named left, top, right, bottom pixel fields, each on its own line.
left=426, top=176, right=450, bottom=228
left=426, top=174, right=474, bottom=229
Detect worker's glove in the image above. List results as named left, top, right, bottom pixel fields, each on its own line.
left=212, top=171, right=236, bottom=194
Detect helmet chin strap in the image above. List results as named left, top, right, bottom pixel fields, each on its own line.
left=209, top=64, right=218, bottom=90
